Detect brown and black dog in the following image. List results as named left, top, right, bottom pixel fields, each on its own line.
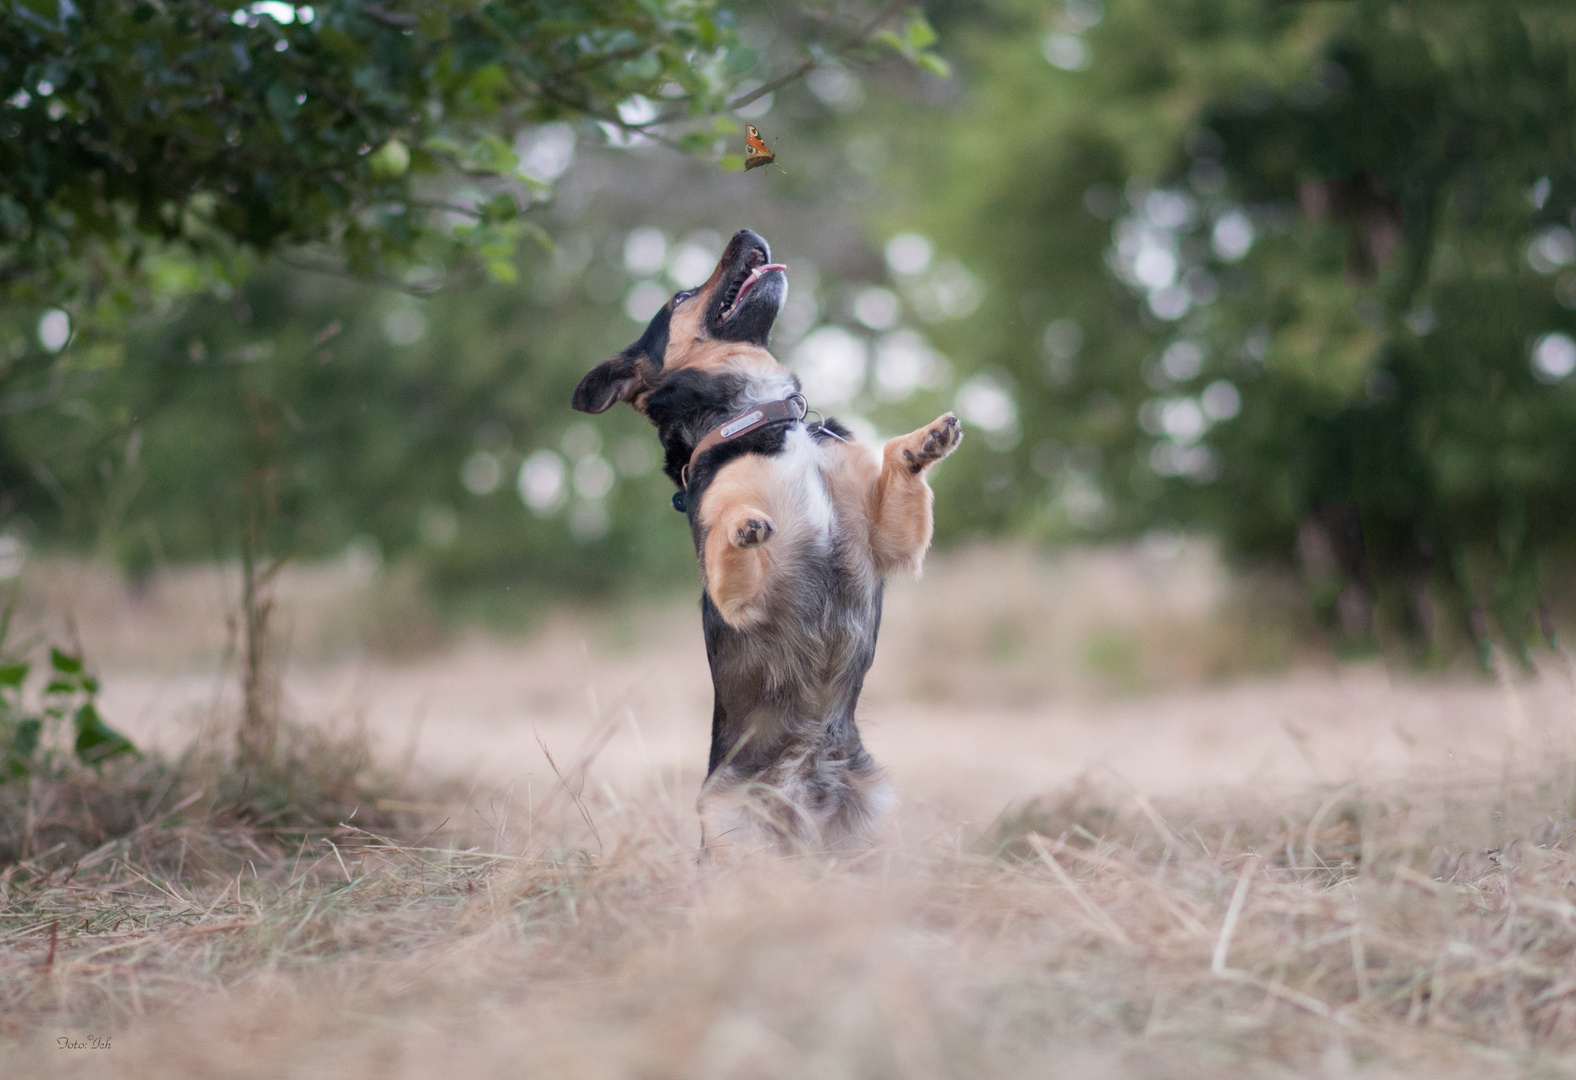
left=572, top=229, right=961, bottom=854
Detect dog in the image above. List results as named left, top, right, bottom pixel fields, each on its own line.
left=571, top=228, right=962, bottom=854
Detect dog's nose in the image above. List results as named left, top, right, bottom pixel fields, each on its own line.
left=729, top=228, right=770, bottom=260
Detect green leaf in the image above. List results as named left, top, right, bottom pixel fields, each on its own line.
left=2, top=715, right=41, bottom=782
left=718, top=153, right=745, bottom=173
left=484, top=259, right=519, bottom=284
left=12, top=717, right=41, bottom=758
left=915, top=53, right=952, bottom=78
left=0, top=663, right=27, bottom=688
left=517, top=219, right=552, bottom=251
left=482, top=192, right=520, bottom=222
left=675, top=131, right=718, bottom=154
left=19, top=0, right=60, bottom=21
left=725, top=45, right=757, bottom=75
left=73, top=704, right=137, bottom=766
left=905, top=14, right=939, bottom=51
left=471, top=135, right=519, bottom=176
left=50, top=648, right=82, bottom=675
left=874, top=30, right=907, bottom=54
left=420, top=136, right=466, bottom=158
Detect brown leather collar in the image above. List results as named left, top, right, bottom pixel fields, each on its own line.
left=681, top=393, right=807, bottom=489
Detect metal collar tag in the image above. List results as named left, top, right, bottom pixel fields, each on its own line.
left=719, top=410, right=765, bottom=438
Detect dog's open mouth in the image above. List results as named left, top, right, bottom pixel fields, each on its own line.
left=718, top=253, right=786, bottom=323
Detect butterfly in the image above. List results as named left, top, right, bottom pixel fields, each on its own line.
left=744, top=125, right=778, bottom=171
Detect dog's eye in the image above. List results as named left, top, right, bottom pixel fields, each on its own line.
left=673, top=290, right=695, bottom=306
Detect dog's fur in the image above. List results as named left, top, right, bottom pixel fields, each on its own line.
left=572, top=229, right=961, bottom=854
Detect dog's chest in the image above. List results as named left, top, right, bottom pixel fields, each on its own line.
left=770, top=426, right=835, bottom=542
left=697, top=422, right=883, bottom=729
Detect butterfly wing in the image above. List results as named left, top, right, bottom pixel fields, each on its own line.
left=743, top=124, right=776, bottom=171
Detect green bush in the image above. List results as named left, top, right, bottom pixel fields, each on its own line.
left=0, top=620, right=134, bottom=782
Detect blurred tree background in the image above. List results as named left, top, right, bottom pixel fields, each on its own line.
left=893, top=0, right=1576, bottom=663
left=2, top=0, right=1575, bottom=664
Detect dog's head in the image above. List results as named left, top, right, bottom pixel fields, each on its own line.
left=571, top=229, right=790, bottom=418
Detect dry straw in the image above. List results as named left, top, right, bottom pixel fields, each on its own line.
left=5, top=722, right=1576, bottom=1077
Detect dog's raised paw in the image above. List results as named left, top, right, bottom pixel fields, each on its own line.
left=924, top=413, right=963, bottom=456
left=732, top=517, right=775, bottom=548
left=906, top=414, right=963, bottom=473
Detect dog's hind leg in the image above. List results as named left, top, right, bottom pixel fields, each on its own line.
left=869, top=413, right=962, bottom=575
left=698, top=772, right=815, bottom=858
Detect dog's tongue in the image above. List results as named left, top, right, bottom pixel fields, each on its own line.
left=732, top=263, right=786, bottom=310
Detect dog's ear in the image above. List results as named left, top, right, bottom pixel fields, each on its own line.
left=572, top=350, right=644, bottom=414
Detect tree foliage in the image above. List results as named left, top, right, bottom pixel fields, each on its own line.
left=893, top=0, right=1576, bottom=662
left=0, top=1, right=953, bottom=609
left=0, top=0, right=936, bottom=306
left=9, top=0, right=1576, bottom=671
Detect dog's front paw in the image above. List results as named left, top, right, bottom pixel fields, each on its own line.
left=731, top=516, right=775, bottom=548
left=902, top=413, right=963, bottom=474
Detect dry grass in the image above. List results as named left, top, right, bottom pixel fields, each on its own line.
left=14, top=540, right=1312, bottom=696
left=6, top=721, right=1576, bottom=1077
left=7, top=546, right=1576, bottom=1076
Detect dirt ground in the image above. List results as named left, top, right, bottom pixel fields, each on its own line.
left=54, top=542, right=1572, bottom=831
left=93, top=625, right=1574, bottom=833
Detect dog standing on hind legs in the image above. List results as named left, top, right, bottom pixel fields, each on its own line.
left=572, top=229, right=961, bottom=855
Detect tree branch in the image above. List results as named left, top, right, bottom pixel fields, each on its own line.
left=725, top=0, right=910, bottom=113
left=274, top=254, right=448, bottom=296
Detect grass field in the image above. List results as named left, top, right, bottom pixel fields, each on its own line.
left=6, top=545, right=1576, bottom=1077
